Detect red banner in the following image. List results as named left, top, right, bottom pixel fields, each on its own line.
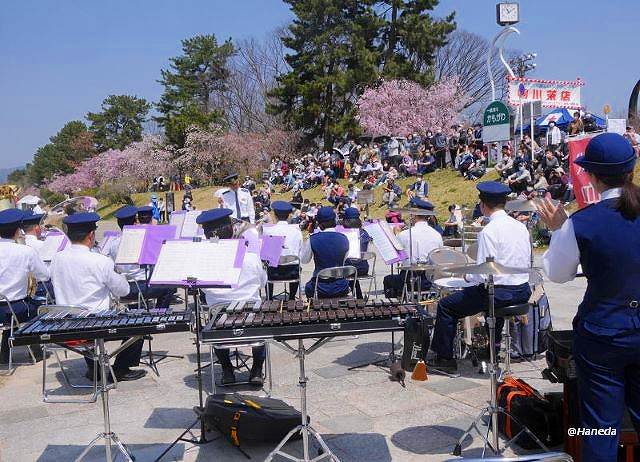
left=568, top=135, right=600, bottom=208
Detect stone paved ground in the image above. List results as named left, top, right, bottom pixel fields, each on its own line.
left=0, top=227, right=584, bottom=461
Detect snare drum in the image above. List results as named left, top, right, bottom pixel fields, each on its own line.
left=432, top=277, right=474, bottom=295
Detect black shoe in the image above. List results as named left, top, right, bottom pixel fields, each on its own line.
left=85, top=369, right=115, bottom=383
left=221, top=368, right=236, bottom=385
left=249, top=369, right=264, bottom=386
left=427, top=356, right=458, bottom=374
left=114, top=368, right=147, bottom=382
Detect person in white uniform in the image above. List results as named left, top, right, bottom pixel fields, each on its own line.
left=215, top=173, right=256, bottom=223
left=383, top=198, right=443, bottom=298
left=428, top=182, right=532, bottom=374
left=198, top=208, right=267, bottom=385
left=264, top=201, right=303, bottom=300
left=102, top=205, right=174, bottom=307
left=20, top=211, right=45, bottom=252
left=50, top=212, right=146, bottom=382
left=0, top=209, right=49, bottom=363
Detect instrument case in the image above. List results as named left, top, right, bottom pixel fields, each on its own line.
left=201, top=393, right=303, bottom=447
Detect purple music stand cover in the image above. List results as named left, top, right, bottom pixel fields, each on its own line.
left=260, top=235, right=285, bottom=267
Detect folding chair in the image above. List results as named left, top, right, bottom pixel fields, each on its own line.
left=266, top=255, right=302, bottom=300
left=0, top=293, right=37, bottom=375
left=38, top=305, right=104, bottom=404
left=313, top=265, right=358, bottom=300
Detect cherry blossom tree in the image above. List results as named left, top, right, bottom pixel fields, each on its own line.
left=356, top=77, right=468, bottom=136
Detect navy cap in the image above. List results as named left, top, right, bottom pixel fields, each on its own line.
left=476, top=181, right=511, bottom=199
left=317, top=206, right=336, bottom=222
left=114, top=205, right=138, bottom=220
left=21, top=211, right=45, bottom=226
left=137, top=206, right=153, bottom=215
left=272, top=201, right=293, bottom=214
left=223, top=173, right=239, bottom=183
left=575, top=133, right=636, bottom=174
left=343, top=207, right=360, bottom=219
left=196, top=208, right=233, bottom=228
left=0, top=208, right=24, bottom=227
left=63, top=212, right=100, bottom=234
left=410, top=198, right=435, bottom=210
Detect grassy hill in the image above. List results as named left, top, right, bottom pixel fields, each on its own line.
left=97, top=168, right=501, bottom=222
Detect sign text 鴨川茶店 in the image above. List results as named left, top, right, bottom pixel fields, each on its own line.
left=507, top=76, right=584, bottom=109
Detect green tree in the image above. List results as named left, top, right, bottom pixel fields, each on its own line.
left=376, top=0, right=456, bottom=84
left=268, top=0, right=382, bottom=150
left=87, top=94, right=150, bottom=151
left=28, top=121, right=96, bottom=185
left=156, top=34, right=235, bottom=147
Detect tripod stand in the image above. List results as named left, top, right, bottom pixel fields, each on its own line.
left=75, top=338, right=138, bottom=462
left=451, top=267, right=548, bottom=456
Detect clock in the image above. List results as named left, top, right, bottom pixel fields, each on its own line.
left=496, top=2, right=519, bottom=26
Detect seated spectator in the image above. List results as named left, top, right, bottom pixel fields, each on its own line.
left=547, top=167, right=570, bottom=200
left=382, top=178, right=402, bottom=207
left=495, top=148, right=514, bottom=179
left=443, top=204, right=463, bottom=237
left=507, top=163, right=532, bottom=193
left=541, top=149, right=560, bottom=178
left=406, top=174, right=429, bottom=201
left=416, top=150, right=436, bottom=174
left=243, top=176, right=256, bottom=191
left=398, top=152, right=417, bottom=177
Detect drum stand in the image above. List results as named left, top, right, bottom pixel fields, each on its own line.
left=267, top=338, right=341, bottom=462
left=75, top=338, right=138, bottom=462
left=452, top=273, right=548, bottom=457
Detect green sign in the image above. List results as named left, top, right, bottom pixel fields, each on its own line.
left=483, top=100, right=510, bottom=143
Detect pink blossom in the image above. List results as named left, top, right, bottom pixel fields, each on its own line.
left=356, top=77, right=468, bottom=136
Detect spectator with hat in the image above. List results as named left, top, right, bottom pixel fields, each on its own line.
left=429, top=181, right=531, bottom=374
left=300, top=206, right=351, bottom=298
left=50, top=212, right=146, bottom=381
left=197, top=208, right=267, bottom=385
left=215, top=173, right=256, bottom=224
left=265, top=201, right=303, bottom=300
left=0, top=208, right=49, bottom=364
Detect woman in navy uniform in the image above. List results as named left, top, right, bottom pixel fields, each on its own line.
left=300, top=206, right=350, bottom=299
left=539, top=133, right=640, bottom=462
left=341, top=207, right=372, bottom=299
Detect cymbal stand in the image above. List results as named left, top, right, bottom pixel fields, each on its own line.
left=266, top=338, right=340, bottom=462
left=452, top=264, right=548, bottom=457
left=75, top=337, right=139, bottom=462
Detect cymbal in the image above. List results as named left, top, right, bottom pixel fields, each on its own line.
left=505, top=198, right=560, bottom=213
left=390, top=207, right=436, bottom=217
left=442, top=260, right=530, bottom=276
left=399, top=263, right=437, bottom=272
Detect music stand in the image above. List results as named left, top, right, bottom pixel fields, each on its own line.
left=356, top=189, right=374, bottom=219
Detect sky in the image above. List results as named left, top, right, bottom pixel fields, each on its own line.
left=1, top=0, right=638, bottom=169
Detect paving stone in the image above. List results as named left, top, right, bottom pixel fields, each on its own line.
left=317, top=412, right=374, bottom=434
left=424, top=377, right=481, bottom=395
left=312, top=364, right=356, bottom=379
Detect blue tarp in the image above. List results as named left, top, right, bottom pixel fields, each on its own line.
left=517, top=107, right=607, bottom=133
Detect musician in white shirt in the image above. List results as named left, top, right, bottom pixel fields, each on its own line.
left=264, top=201, right=302, bottom=300
left=50, top=212, right=145, bottom=382
left=198, top=208, right=267, bottom=385
left=215, top=173, right=256, bottom=224
left=20, top=211, right=45, bottom=252
left=429, top=182, right=531, bottom=374
left=0, top=209, right=49, bottom=363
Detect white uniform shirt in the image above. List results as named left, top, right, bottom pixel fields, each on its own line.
left=542, top=188, right=620, bottom=283
left=0, top=238, right=50, bottom=301
left=24, top=234, right=45, bottom=253
left=241, top=227, right=261, bottom=254
left=215, top=187, right=256, bottom=224
left=265, top=221, right=303, bottom=258
left=470, top=210, right=531, bottom=286
left=397, top=221, right=443, bottom=264
left=203, top=252, right=266, bottom=305
left=100, top=235, right=146, bottom=281
left=50, top=244, right=130, bottom=311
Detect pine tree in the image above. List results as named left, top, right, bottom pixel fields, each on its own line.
left=268, top=0, right=382, bottom=150
left=376, top=0, right=456, bottom=85
left=155, top=34, right=235, bottom=147
left=87, top=95, right=151, bottom=151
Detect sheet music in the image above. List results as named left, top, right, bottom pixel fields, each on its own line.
left=340, top=229, right=361, bottom=259
left=38, top=233, right=67, bottom=262
left=363, top=222, right=400, bottom=264
left=169, top=212, right=185, bottom=238
left=115, top=228, right=146, bottom=264
left=180, top=211, right=202, bottom=238
left=380, top=221, right=404, bottom=250
left=150, top=240, right=242, bottom=285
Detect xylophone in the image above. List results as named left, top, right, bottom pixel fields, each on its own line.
left=11, top=308, right=192, bottom=346
left=201, top=298, right=427, bottom=343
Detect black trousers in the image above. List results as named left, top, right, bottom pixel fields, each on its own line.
left=0, top=299, right=37, bottom=362
left=215, top=345, right=265, bottom=370
left=127, top=281, right=175, bottom=308
left=85, top=338, right=145, bottom=372
left=266, top=265, right=300, bottom=300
